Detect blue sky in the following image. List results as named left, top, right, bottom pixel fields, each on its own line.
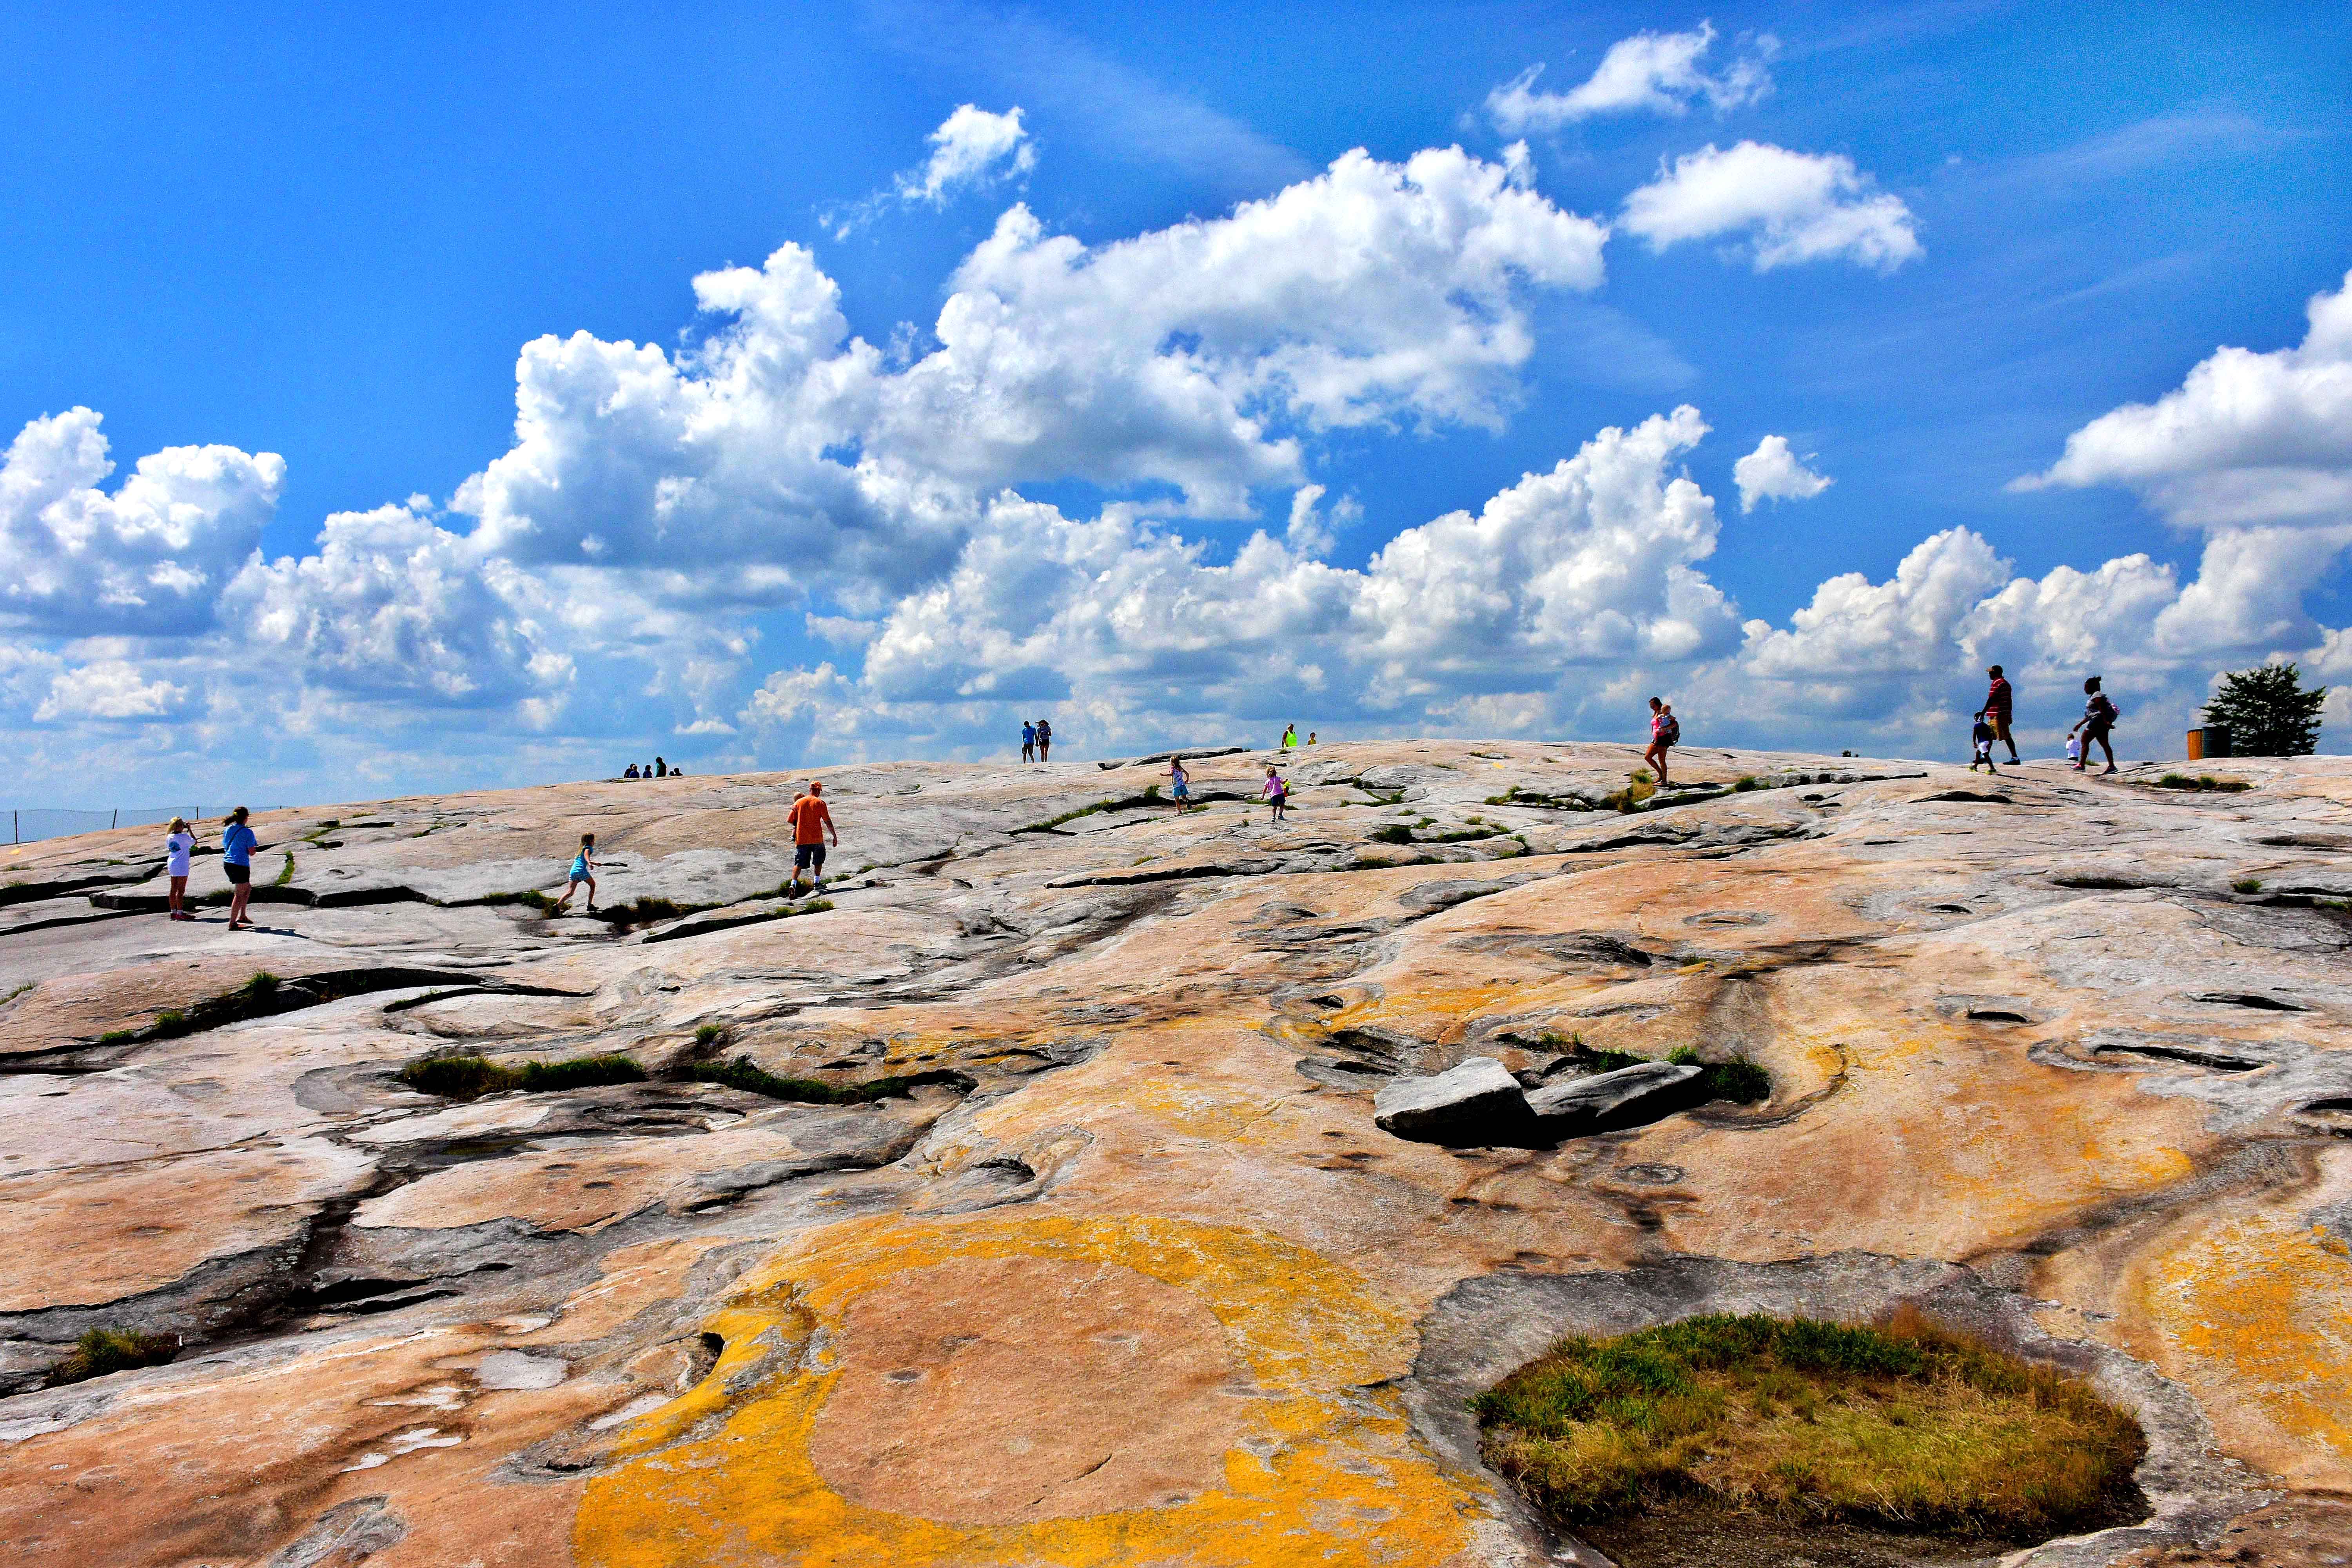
left=3, top=1, right=2349, bottom=804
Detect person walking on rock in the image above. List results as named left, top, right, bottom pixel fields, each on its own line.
left=1984, top=665, right=2020, bottom=764
left=2070, top=677, right=2120, bottom=775
left=1021, top=720, right=1036, bottom=763
left=1035, top=719, right=1053, bottom=763
left=1969, top=712, right=2000, bottom=774
left=220, top=807, right=258, bottom=931
left=1262, top=766, right=1289, bottom=824
left=1643, top=697, right=1679, bottom=789
left=554, top=832, right=599, bottom=914
left=165, top=817, right=196, bottom=921
left=1168, top=757, right=1192, bottom=813
left=787, top=780, right=837, bottom=896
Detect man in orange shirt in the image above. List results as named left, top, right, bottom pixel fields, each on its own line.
left=786, top=780, right=838, bottom=897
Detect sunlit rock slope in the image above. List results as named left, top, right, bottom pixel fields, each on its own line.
left=1, top=740, right=2346, bottom=1566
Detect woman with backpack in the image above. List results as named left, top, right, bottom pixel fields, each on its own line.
left=1644, top=697, right=1680, bottom=788
left=2070, top=677, right=2120, bottom=774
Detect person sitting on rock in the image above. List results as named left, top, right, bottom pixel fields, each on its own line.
left=624, top=764, right=640, bottom=779
left=654, top=756, right=668, bottom=778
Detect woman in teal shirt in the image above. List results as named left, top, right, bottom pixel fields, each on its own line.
left=220, top=806, right=258, bottom=930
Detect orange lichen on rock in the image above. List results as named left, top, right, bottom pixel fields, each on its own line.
left=575, top=1214, right=1485, bottom=1568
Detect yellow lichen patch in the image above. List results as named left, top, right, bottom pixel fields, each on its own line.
left=574, top=1213, right=1479, bottom=1568
left=2123, top=1147, right=2352, bottom=1485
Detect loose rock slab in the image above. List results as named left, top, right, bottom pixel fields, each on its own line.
left=1373, top=1056, right=1529, bottom=1143
left=1526, top=1061, right=1706, bottom=1137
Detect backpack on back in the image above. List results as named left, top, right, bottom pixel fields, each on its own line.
left=2092, top=693, right=2120, bottom=724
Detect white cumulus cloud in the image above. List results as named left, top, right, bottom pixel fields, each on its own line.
left=34, top=660, right=186, bottom=723
left=754, top=407, right=1737, bottom=749
left=0, top=408, right=283, bottom=635
left=1732, top=434, right=1832, bottom=512
left=2018, top=267, right=2352, bottom=529
left=1488, top=22, right=1773, bottom=133
left=898, top=104, right=1035, bottom=205
left=1620, top=142, right=1922, bottom=272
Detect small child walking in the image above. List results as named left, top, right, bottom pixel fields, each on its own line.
left=1262, top=766, right=1288, bottom=823
left=554, top=832, right=598, bottom=913
left=1169, top=757, right=1192, bottom=813
left=1969, top=711, right=2000, bottom=773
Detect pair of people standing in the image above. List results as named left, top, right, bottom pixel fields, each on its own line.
left=163, top=808, right=258, bottom=928
left=1020, top=720, right=1054, bottom=762
left=1976, top=665, right=2116, bottom=773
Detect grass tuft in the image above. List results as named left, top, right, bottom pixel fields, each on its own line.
left=2156, top=773, right=2251, bottom=793
left=399, top=1052, right=648, bottom=1099
left=52, top=1327, right=179, bottom=1385
left=689, top=1055, right=965, bottom=1105
left=272, top=852, right=295, bottom=887
left=1732, top=775, right=1758, bottom=792
left=1473, top=1312, right=2143, bottom=1538
left=693, top=1022, right=730, bottom=1049
left=2232, top=877, right=2265, bottom=894
left=1370, top=824, right=1416, bottom=844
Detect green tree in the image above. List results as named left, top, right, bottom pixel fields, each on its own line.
left=2203, top=662, right=2326, bottom=757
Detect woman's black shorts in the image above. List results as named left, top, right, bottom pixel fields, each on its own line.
left=224, top=863, right=251, bottom=885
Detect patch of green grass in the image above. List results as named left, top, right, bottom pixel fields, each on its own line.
left=521, top=1054, right=651, bottom=1092
left=272, top=852, right=295, bottom=887
left=1013, top=792, right=1169, bottom=833
left=1472, top=1312, right=2143, bottom=1538
left=479, top=888, right=555, bottom=911
left=51, top=1327, right=179, bottom=1385
left=0, top=982, right=31, bottom=1008
left=1370, top=825, right=1416, bottom=844
left=1732, top=775, right=1759, bottom=792
left=399, top=1052, right=648, bottom=1099
left=693, top=1022, right=731, bottom=1048
left=2156, top=773, right=2252, bottom=793
left=98, top=1029, right=134, bottom=1044
left=2232, top=877, right=2265, bottom=894
left=1696, top=1058, right=1772, bottom=1102
left=1485, top=788, right=1519, bottom=806
left=1565, top=1042, right=1772, bottom=1105
left=688, top=1055, right=966, bottom=1105
left=240, top=971, right=281, bottom=1000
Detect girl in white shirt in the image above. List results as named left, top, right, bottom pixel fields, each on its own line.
left=165, top=817, right=196, bottom=921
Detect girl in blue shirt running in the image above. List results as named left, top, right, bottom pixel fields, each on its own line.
left=554, top=833, right=598, bottom=914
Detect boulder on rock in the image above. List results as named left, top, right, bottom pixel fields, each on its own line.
left=1526, top=1060, right=1704, bottom=1137
left=1373, top=1057, right=1530, bottom=1144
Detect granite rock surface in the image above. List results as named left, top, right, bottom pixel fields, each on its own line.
left=1, top=741, right=2347, bottom=1566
